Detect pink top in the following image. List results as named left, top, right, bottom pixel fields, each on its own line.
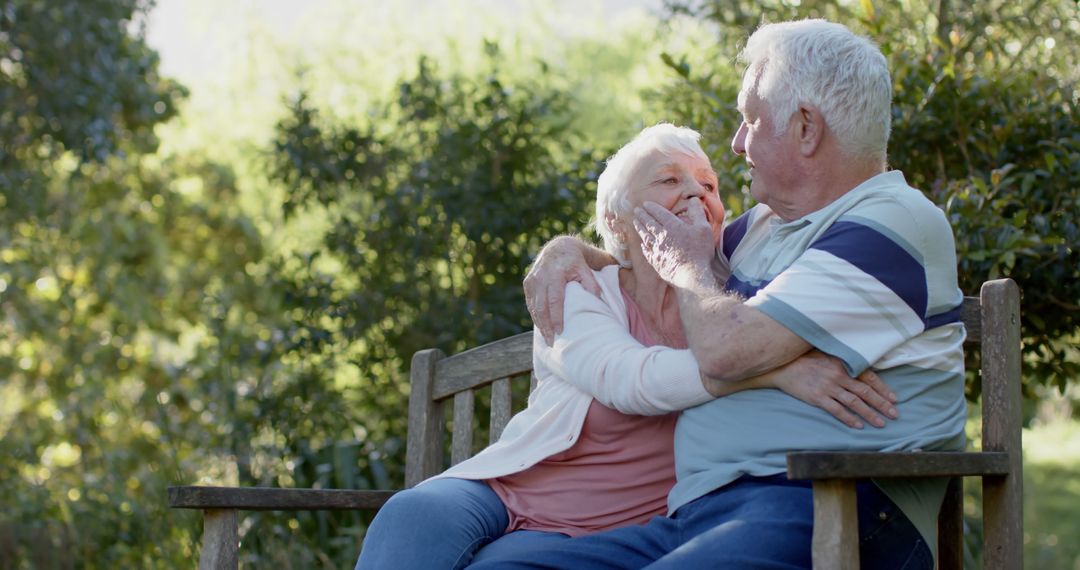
left=486, top=287, right=682, bottom=537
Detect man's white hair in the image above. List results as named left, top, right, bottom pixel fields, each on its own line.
left=740, top=19, right=892, bottom=161
left=595, top=123, right=708, bottom=267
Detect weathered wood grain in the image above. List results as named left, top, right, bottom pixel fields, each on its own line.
left=811, top=480, right=859, bottom=570
left=937, top=477, right=964, bottom=570
left=169, top=487, right=396, bottom=511
left=960, top=296, right=981, bottom=343
left=980, top=279, right=1023, bottom=569
left=490, top=377, right=512, bottom=444
left=452, top=390, right=475, bottom=466
left=406, top=348, right=446, bottom=487
left=198, top=509, right=237, bottom=570
left=787, top=451, right=1009, bottom=479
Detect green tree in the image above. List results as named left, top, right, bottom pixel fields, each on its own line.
left=0, top=1, right=324, bottom=566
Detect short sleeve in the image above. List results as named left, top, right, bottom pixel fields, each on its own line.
left=745, top=217, right=929, bottom=376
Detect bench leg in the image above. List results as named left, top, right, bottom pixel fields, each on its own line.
left=812, top=479, right=859, bottom=570
left=199, top=509, right=238, bottom=570
left=983, top=474, right=1023, bottom=569
left=937, top=476, right=964, bottom=570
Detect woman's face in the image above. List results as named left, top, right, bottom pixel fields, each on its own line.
left=619, top=150, right=725, bottom=247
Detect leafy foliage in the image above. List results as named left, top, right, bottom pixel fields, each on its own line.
left=0, top=152, right=283, bottom=567
left=271, top=53, right=599, bottom=362
left=1, top=0, right=185, bottom=213
left=0, top=1, right=352, bottom=566
left=890, top=51, right=1079, bottom=396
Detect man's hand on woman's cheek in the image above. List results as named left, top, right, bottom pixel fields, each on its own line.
left=634, top=200, right=717, bottom=291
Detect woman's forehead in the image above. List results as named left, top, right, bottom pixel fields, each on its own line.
left=637, top=150, right=712, bottom=173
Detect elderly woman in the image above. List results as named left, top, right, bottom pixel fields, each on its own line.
left=355, top=124, right=896, bottom=570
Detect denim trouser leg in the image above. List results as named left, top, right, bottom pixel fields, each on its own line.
left=471, top=530, right=573, bottom=565
left=646, top=476, right=931, bottom=569
left=355, top=478, right=509, bottom=570
left=466, top=474, right=933, bottom=570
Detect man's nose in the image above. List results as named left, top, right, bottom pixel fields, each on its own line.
left=731, top=123, right=747, bottom=155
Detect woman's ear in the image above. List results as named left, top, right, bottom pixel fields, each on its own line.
left=606, top=214, right=631, bottom=245
left=606, top=213, right=636, bottom=265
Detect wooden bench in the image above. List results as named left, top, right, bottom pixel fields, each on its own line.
left=169, top=278, right=1022, bottom=569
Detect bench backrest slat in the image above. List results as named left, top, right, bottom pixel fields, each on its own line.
left=960, top=296, right=981, bottom=343
left=490, top=377, right=513, bottom=444
left=451, top=391, right=476, bottom=467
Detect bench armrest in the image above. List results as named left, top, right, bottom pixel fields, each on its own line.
left=789, top=451, right=1010, bottom=569
left=786, top=451, right=1010, bottom=480
left=167, top=486, right=397, bottom=511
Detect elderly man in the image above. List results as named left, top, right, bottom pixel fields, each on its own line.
left=479, top=19, right=967, bottom=570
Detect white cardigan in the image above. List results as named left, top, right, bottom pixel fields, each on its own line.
left=430, top=265, right=713, bottom=483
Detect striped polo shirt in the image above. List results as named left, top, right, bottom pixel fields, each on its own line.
left=670, top=170, right=968, bottom=554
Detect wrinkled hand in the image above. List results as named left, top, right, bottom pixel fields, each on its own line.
left=524, top=237, right=602, bottom=345
left=767, top=351, right=899, bottom=429
left=633, top=200, right=716, bottom=290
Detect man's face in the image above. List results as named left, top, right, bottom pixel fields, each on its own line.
left=731, top=86, right=800, bottom=210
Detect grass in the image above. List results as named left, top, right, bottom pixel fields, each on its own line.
left=1022, top=417, right=1080, bottom=570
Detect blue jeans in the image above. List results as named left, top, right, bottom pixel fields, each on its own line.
left=355, top=478, right=569, bottom=570
left=467, top=474, right=933, bottom=570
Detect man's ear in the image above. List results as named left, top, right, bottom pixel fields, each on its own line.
left=796, top=104, right=825, bottom=157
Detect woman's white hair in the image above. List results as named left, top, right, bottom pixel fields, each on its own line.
left=594, top=123, right=708, bottom=267
left=740, top=19, right=892, bottom=161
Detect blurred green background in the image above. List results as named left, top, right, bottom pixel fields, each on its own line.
left=1, top=0, right=1077, bottom=567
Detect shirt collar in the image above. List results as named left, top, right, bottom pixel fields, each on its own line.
left=771, top=170, right=905, bottom=229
